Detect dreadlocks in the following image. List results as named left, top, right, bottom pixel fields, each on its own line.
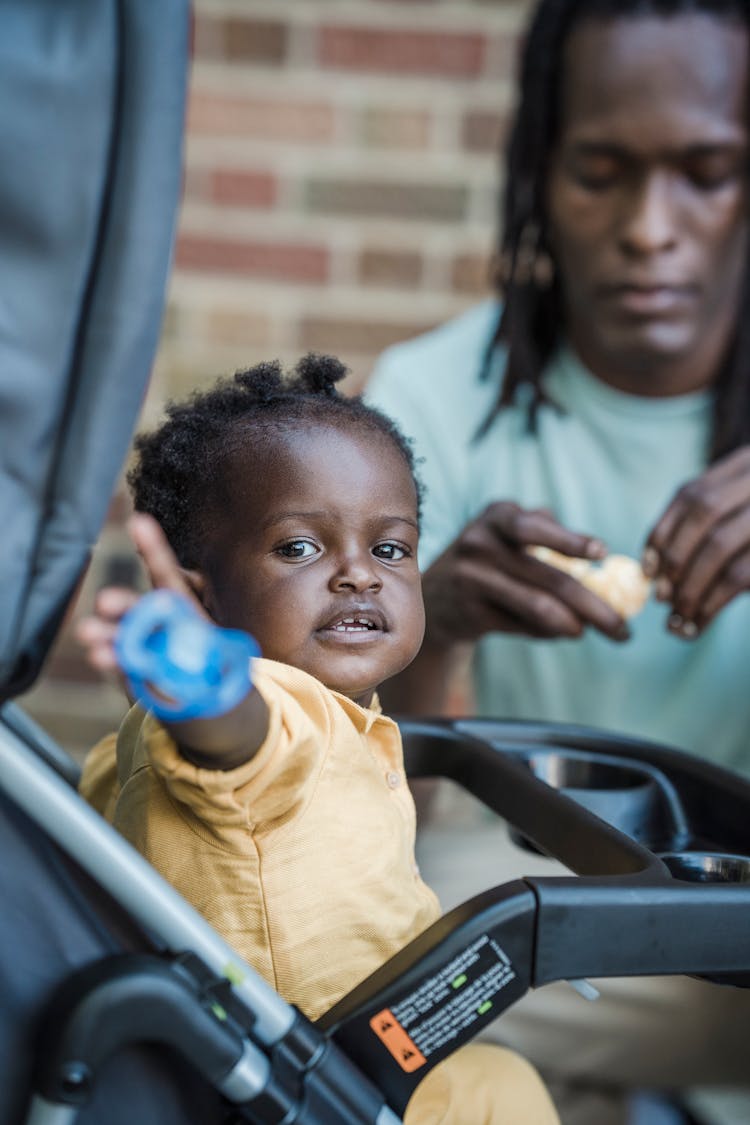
left=482, top=0, right=750, bottom=459
left=128, top=353, right=423, bottom=570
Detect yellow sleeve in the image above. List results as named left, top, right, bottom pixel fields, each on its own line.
left=78, top=732, right=120, bottom=822
left=135, top=660, right=332, bottom=831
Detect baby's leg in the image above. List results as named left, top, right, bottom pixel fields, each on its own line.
left=404, top=1042, right=560, bottom=1124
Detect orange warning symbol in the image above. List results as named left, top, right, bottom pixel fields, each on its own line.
left=369, top=1008, right=427, bottom=1072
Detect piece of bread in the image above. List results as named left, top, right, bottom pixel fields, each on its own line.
left=529, top=546, right=652, bottom=619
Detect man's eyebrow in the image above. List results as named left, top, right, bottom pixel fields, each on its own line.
left=570, top=140, right=624, bottom=153
left=680, top=140, right=748, bottom=156
left=570, top=138, right=747, bottom=156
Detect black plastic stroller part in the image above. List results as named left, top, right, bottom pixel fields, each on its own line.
left=9, top=705, right=750, bottom=1124
left=34, top=954, right=249, bottom=1105
left=0, top=780, right=227, bottom=1125
left=33, top=951, right=389, bottom=1125
left=453, top=717, right=750, bottom=881
left=33, top=951, right=392, bottom=1125
left=312, top=718, right=750, bottom=1114
left=321, top=879, right=538, bottom=1115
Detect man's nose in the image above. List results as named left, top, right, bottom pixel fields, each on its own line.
left=329, top=551, right=382, bottom=592
left=619, top=172, right=679, bottom=256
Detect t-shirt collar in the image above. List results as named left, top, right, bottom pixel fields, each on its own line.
left=550, top=344, right=713, bottom=422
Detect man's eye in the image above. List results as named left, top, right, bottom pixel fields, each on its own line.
left=684, top=158, right=741, bottom=190
left=278, top=540, right=317, bottom=559
left=574, top=160, right=620, bottom=190
left=373, top=542, right=408, bottom=561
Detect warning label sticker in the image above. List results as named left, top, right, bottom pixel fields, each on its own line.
left=369, top=1010, right=427, bottom=1072
left=369, top=934, right=516, bottom=1071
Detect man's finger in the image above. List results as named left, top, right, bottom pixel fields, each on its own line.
left=93, top=586, right=141, bottom=620
left=484, top=503, right=607, bottom=560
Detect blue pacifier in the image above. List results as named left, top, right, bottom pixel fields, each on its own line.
left=115, top=589, right=260, bottom=721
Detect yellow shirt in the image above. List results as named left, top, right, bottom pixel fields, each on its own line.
left=80, top=661, right=560, bottom=1123
left=81, top=658, right=440, bottom=1020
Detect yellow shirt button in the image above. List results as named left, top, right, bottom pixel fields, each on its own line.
left=386, top=770, right=401, bottom=789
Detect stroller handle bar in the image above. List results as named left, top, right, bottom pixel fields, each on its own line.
left=5, top=711, right=750, bottom=1122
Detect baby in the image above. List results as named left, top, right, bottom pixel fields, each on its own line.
left=78, top=354, right=559, bottom=1124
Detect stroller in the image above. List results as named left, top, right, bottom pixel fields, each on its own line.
left=3, top=4, right=750, bottom=1123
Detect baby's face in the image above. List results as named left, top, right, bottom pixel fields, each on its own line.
left=202, top=423, right=424, bottom=707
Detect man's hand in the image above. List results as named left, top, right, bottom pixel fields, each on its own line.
left=643, top=447, right=750, bottom=639
left=422, top=502, right=631, bottom=646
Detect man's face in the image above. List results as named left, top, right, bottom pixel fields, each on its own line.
left=545, top=14, right=749, bottom=395
left=201, top=423, right=424, bottom=708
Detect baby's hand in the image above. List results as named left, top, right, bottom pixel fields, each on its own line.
left=77, top=513, right=266, bottom=767
left=76, top=513, right=206, bottom=679
left=127, top=512, right=208, bottom=616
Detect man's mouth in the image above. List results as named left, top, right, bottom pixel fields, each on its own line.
left=601, top=282, right=697, bottom=317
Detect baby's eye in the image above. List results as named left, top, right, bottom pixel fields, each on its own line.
left=277, top=540, right=318, bottom=560
left=373, top=542, right=409, bottom=561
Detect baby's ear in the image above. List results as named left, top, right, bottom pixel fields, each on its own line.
left=179, top=568, right=217, bottom=622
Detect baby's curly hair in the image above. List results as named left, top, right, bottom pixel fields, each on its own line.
left=128, top=353, right=423, bottom=569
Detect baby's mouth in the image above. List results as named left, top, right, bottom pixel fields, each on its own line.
left=325, top=615, right=380, bottom=633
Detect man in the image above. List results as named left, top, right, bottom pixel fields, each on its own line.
left=367, top=2, right=750, bottom=1122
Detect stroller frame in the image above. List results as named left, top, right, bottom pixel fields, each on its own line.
left=5, top=702, right=750, bottom=1124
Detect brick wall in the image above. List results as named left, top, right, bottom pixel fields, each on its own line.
left=21, top=0, right=532, bottom=756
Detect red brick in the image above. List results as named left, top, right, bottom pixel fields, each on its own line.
left=452, top=252, right=493, bottom=295
left=175, top=235, right=330, bottom=283
left=205, top=310, right=274, bottom=349
left=297, top=316, right=436, bottom=357
left=305, top=179, right=468, bottom=222
left=357, top=249, right=423, bottom=288
left=486, top=31, right=522, bottom=82
left=211, top=170, right=277, bottom=209
left=462, top=109, right=507, bottom=153
left=318, top=26, right=486, bottom=77
left=187, top=93, right=336, bottom=143
left=195, top=16, right=287, bottom=65
left=359, top=107, right=431, bottom=149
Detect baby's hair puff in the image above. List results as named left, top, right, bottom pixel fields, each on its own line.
left=128, top=353, right=423, bottom=570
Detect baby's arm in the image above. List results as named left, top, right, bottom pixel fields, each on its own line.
left=77, top=513, right=268, bottom=771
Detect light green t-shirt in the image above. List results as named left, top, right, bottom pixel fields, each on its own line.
left=367, top=300, right=750, bottom=776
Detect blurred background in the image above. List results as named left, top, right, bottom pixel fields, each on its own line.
left=19, top=0, right=531, bottom=759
